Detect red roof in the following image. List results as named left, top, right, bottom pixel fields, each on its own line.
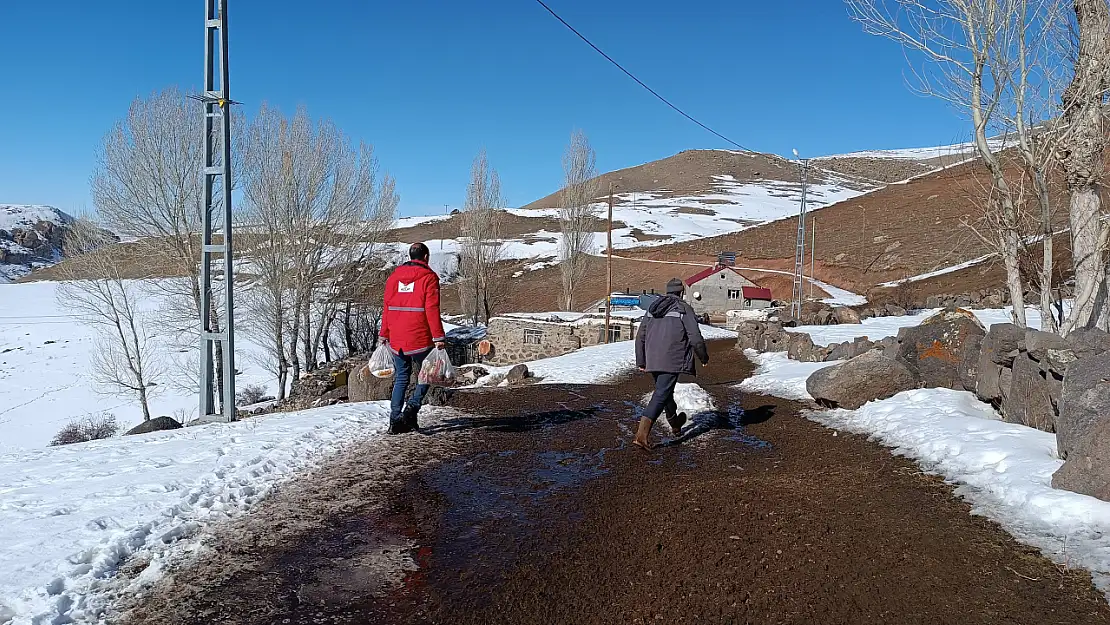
left=742, top=286, right=773, bottom=300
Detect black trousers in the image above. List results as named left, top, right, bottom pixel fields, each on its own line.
left=645, top=372, right=680, bottom=422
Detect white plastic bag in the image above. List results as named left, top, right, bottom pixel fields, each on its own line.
left=367, top=343, right=395, bottom=379
left=418, top=348, right=457, bottom=385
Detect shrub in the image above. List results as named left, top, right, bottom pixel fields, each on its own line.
left=236, top=383, right=274, bottom=406
left=50, top=413, right=121, bottom=446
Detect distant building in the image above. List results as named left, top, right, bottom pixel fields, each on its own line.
left=683, top=265, right=773, bottom=316
left=585, top=292, right=661, bottom=314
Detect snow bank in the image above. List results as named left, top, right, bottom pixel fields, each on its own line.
left=737, top=350, right=839, bottom=401
left=0, top=401, right=391, bottom=625
left=811, top=389, right=1110, bottom=594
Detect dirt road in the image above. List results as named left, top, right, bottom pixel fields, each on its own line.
left=121, top=342, right=1110, bottom=625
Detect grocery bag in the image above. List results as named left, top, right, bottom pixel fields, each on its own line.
left=367, top=343, right=395, bottom=379
left=418, top=348, right=457, bottom=385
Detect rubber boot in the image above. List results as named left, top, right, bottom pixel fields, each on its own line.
left=633, top=417, right=655, bottom=451
left=401, top=404, right=420, bottom=433
left=666, top=411, right=688, bottom=435
left=387, top=416, right=408, bottom=435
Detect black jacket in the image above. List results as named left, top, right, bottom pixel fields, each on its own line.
left=634, top=295, right=709, bottom=375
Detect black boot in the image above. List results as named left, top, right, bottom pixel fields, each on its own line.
left=387, top=415, right=410, bottom=435
left=402, top=404, right=420, bottom=432
left=666, top=411, right=687, bottom=435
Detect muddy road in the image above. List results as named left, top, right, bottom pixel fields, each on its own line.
left=122, top=342, right=1110, bottom=625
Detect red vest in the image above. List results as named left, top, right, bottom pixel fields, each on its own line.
left=380, top=260, right=447, bottom=355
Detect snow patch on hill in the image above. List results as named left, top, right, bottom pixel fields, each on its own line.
left=0, top=205, right=74, bottom=281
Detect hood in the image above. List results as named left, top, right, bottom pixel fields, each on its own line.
left=647, top=294, right=684, bottom=318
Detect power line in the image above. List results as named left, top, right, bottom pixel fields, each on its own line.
left=534, top=0, right=756, bottom=154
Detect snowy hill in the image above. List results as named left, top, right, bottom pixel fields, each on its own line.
left=0, top=205, right=75, bottom=281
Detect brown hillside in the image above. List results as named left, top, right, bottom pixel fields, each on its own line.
left=620, top=156, right=1083, bottom=295
left=521, top=150, right=876, bottom=210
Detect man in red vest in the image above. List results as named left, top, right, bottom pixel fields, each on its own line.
left=380, top=242, right=447, bottom=434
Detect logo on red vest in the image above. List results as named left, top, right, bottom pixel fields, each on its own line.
left=398, top=282, right=415, bottom=293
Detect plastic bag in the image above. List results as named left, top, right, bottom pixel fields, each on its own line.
left=367, top=343, right=395, bottom=379
left=418, top=348, right=457, bottom=385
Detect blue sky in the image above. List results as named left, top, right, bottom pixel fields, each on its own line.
left=0, top=1, right=970, bottom=217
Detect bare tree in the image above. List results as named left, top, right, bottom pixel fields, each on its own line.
left=1059, top=0, right=1110, bottom=334
left=56, top=219, right=163, bottom=420
left=238, top=104, right=397, bottom=396
left=559, top=130, right=601, bottom=311
left=459, top=150, right=505, bottom=324
left=847, top=0, right=1042, bottom=326
left=90, top=86, right=229, bottom=410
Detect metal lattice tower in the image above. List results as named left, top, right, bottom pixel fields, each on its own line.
left=198, top=0, right=236, bottom=422
left=790, top=158, right=810, bottom=319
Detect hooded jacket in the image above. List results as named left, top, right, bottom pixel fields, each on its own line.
left=635, top=294, right=709, bottom=375
left=380, top=260, right=447, bottom=355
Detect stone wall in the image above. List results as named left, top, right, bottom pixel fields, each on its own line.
left=484, top=318, right=583, bottom=365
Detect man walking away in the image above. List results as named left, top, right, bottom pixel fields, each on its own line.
left=380, top=242, right=447, bottom=434
left=633, top=278, right=709, bottom=450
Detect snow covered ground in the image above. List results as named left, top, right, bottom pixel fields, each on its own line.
left=817, top=137, right=1009, bottom=161
left=740, top=306, right=1110, bottom=598
left=0, top=281, right=277, bottom=452
left=0, top=401, right=392, bottom=625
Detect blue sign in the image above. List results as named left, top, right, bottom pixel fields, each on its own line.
left=609, top=296, right=641, bottom=307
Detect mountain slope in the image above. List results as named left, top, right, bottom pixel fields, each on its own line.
left=0, top=205, right=75, bottom=281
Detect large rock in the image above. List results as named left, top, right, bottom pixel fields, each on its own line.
left=895, top=308, right=985, bottom=390
left=826, top=337, right=875, bottom=362
left=1066, top=328, right=1110, bottom=360
left=1055, top=352, right=1110, bottom=461
left=349, top=367, right=396, bottom=402
left=833, top=307, right=862, bottom=325
left=981, top=323, right=1025, bottom=366
left=957, top=332, right=984, bottom=392
left=507, top=364, right=530, bottom=385
left=125, top=416, right=182, bottom=436
left=787, top=333, right=827, bottom=363
left=807, top=350, right=920, bottom=410
left=1054, top=421, right=1110, bottom=501
left=1002, top=355, right=1056, bottom=432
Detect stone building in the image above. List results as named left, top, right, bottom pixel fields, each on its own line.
left=683, top=265, right=772, bottom=316
left=483, top=313, right=639, bottom=366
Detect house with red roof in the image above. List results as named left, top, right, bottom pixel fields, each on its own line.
left=683, top=265, right=773, bottom=316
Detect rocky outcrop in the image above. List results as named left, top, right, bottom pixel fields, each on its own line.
left=1052, top=352, right=1110, bottom=499
left=0, top=205, right=81, bottom=279
left=894, top=308, right=985, bottom=390
left=806, top=350, right=920, bottom=410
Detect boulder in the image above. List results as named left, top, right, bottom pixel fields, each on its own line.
left=827, top=337, right=875, bottom=362
left=806, top=350, right=920, bottom=410
left=981, top=323, right=1025, bottom=366
left=1024, top=329, right=1070, bottom=364
left=1066, top=328, right=1110, bottom=361
left=735, top=321, right=767, bottom=351
left=957, top=331, right=984, bottom=392
left=925, top=295, right=942, bottom=309
left=833, top=307, right=862, bottom=325
left=1055, top=352, right=1110, bottom=461
left=787, top=333, right=826, bottom=363
left=976, top=362, right=1004, bottom=405
left=321, top=385, right=349, bottom=403
left=507, top=364, right=530, bottom=385
left=886, top=305, right=907, bottom=317
left=289, top=371, right=335, bottom=398
left=125, top=416, right=183, bottom=436
left=1053, top=421, right=1110, bottom=501
left=1001, top=355, right=1056, bottom=432
left=348, top=367, right=396, bottom=402
left=425, top=385, right=454, bottom=406
left=895, top=308, right=985, bottom=390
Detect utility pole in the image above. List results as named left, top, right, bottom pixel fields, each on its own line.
left=790, top=151, right=809, bottom=319
left=197, top=0, right=236, bottom=423
left=605, top=184, right=614, bottom=343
